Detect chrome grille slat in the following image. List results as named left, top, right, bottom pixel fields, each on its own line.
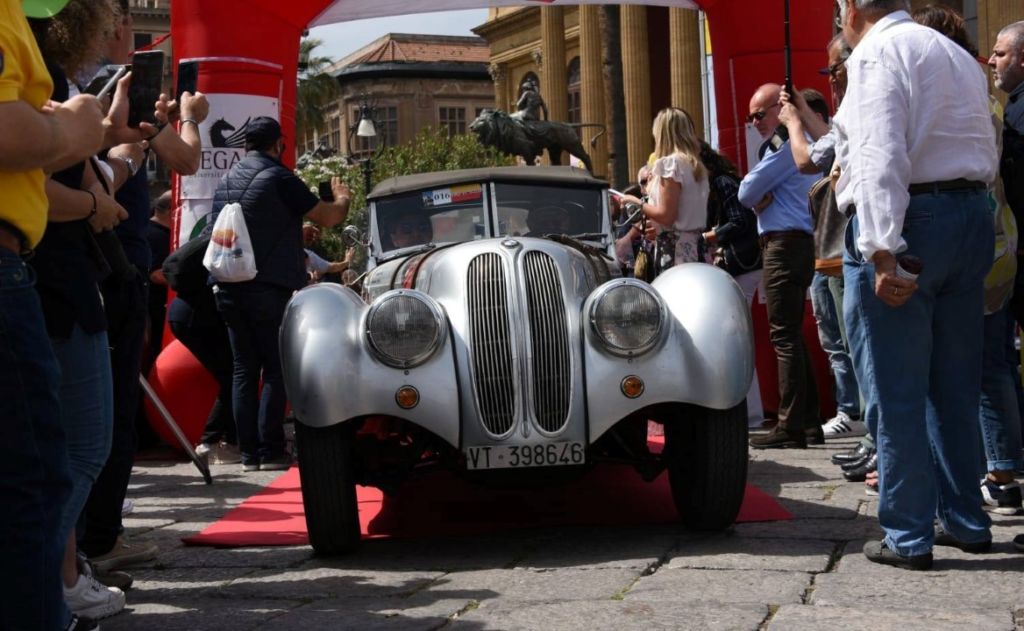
left=524, top=251, right=571, bottom=433
left=468, top=253, right=515, bottom=435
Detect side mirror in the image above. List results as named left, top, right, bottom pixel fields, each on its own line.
left=341, top=225, right=366, bottom=247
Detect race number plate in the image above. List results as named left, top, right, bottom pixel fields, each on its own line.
left=465, top=442, right=585, bottom=470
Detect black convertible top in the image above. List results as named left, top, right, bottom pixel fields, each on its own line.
left=367, top=166, right=607, bottom=201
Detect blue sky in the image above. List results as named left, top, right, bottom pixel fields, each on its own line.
left=308, top=9, right=490, bottom=62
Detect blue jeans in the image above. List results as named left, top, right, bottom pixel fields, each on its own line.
left=844, top=191, right=993, bottom=556
left=215, top=284, right=291, bottom=465
left=50, top=325, right=113, bottom=554
left=810, top=272, right=861, bottom=418
left=979, top=307, right=1024, bottom=473
left=0, top=249, right=72, bottom=631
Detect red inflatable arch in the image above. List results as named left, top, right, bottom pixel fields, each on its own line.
left=151, top=0, right=837, bottom=443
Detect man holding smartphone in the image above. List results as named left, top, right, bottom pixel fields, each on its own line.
left=78, top=0, right=211, bottom=576
left=0, top=1, right=111, bottom=629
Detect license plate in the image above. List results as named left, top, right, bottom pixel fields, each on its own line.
left=465, top=442, right=585, bottom=470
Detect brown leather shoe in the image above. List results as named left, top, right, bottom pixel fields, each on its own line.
left=750, top=427, right=807, bottom=449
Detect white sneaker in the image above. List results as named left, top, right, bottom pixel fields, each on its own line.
left=822, top=411, right=867, bottom=438
left=120, top=499, right=134, bottom=517
left=64, top=572, right=125, bottom=620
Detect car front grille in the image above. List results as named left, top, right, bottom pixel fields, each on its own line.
left=467, top=253, right=516, bottom=435
left=467, top=250, right=571, bottom=437
left=523, top=251, right=571, bottom=433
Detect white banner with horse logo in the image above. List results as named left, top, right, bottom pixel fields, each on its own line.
left=178, top=93, right=279, bottom=243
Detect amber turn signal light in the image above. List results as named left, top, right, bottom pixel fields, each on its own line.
left=620, top=375, right=644, bottom=399
left=395, top=385, right=420, bottom=409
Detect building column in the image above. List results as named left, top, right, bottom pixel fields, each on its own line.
left=489, top=63, right=507, bottom=111
left=669, top=8, right=704, bottom=137
left=579, top=5, right=607, bottom=177
left=540, top=6, right=568, bottom=123
left=621, top=5, right=652, bottom=181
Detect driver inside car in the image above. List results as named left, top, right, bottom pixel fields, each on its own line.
left=527, top=205, right=571, bottom=236
left=388, top=212, right=434, bottom=249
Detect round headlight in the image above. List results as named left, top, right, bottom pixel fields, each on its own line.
left=590, top=281, right=663, bottom=355
left=366, top=291, right=445, bottom=368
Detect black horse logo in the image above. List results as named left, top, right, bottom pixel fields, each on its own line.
left=209, top=117, right=250, bottom=149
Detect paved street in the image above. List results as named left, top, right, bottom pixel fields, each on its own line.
left=105, top=435, right=1024, bottom=631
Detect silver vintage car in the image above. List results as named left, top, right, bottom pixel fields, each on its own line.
left=281, top=166, right=754, bottom=554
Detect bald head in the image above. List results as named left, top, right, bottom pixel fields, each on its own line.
left=991, top=21, right=1024, bottom=93
left=748, top=83, right=782, bottom=139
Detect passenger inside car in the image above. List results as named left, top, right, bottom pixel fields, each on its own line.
left=387, top=211, right=434, bottom=249
left=527, top=205, right=572, bottom=236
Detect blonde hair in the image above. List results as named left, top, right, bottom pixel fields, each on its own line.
left=652, top=108, right=706, bottom=182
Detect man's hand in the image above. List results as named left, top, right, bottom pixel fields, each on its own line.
left=179, top=92, right=209, bottom=124
left=702, top=230, right=718, bottom=247
left=330, top=177, right=352, bottom=206
left=50, top=95, right=106, bottom=164
left=779, top=101, right=799, bottom=127
left=872, top=250, right=917, bottom=307
left=753, top=192, right=774, bottom=213
left=87, top=184, right=130, bottom=232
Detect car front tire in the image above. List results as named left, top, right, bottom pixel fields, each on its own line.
left=664, top=403, right=748, bottom=531
left=295, top=421, right=361, bottom=554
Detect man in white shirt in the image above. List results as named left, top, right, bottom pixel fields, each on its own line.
left=834, top=0, right=998, bottom=570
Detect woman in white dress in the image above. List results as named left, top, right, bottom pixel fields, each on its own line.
left=621, top=108, right=710, bottom=265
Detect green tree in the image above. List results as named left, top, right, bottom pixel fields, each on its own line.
left=296, top=38, right=340, bottom=142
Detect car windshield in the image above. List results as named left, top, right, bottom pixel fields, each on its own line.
left=374, top=183, right=487, bottom=255
left=492, top=183, right=606, bottom=240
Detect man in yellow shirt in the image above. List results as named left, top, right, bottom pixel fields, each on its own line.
left=0, top=0, right=107, bottom=628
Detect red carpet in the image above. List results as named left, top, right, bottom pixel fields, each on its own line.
left=184, top=452, right=791, bottom=547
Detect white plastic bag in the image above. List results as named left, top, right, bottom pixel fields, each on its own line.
left=203, top=202, right=258, bottom=282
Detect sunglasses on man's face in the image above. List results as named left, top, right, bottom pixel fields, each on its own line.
left=827, top=60, right=847, bottom=78
left=746, top=102, right=780, bottom=124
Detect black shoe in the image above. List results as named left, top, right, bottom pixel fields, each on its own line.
left=1014, top=534, right=1024, bottom=552
left=65, top=614, right=100, bottom=631
left=843, top=452, right=877, bottom=482
left=933, top=525, right=992, bottom=553
left=750, top=427, right=807, bottom=449
left=831, top=443, right=872, bottom=465
left=805, top=426, right=825, bottom=445
left=863, top=540, right=932, bottom=571
left=840, top=448, right=876, bottom=472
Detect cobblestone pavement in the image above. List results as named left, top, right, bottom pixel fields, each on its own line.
left=104, top=435, right=1024, bottom=631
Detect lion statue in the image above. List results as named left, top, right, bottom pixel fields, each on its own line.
left=470, top=109, right=597, bottom=173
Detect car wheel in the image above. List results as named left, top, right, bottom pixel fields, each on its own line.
left=664, top=402, right=748, bottom=531
left=295, top=421, right=361, bottom=554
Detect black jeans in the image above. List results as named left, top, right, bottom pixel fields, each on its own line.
left=81, top=271, right=147, bottom=557
left=762, top=233, right=820, bottom=431
left=215, top=283, right=292, bottom=465
left=168, top=298, right=236, bottom=445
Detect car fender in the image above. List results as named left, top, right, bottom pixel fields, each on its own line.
left=280, top=283, right=461, bottom=448
left=584, top=264, right=754, bottom=442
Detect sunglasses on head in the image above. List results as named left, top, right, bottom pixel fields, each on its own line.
left=746, top=102, right=781, bottom=124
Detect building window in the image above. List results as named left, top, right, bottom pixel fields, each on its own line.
left=439, top=107, right=467, bottom=136
left=330, top=116, right=341, bottom=151
left=352, top=105, right=398, bottom=156
left=567, top=57, right=581, bottom=125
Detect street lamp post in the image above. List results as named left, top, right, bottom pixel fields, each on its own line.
left=347, top=95, right=380, bottom=195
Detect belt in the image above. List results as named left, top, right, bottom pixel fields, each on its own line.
left=0, top=221, right=25, bottom=256
left=908, top=178, right=986, bottom=196
left=760, top=230, right=812, bottom=246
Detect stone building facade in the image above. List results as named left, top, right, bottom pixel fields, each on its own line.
left=474, top=1, right=1024, bottom=182
left=303, top=34, right=495, bottom=159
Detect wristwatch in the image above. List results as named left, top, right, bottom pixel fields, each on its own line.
left=122, top=156, right=140, bottom=177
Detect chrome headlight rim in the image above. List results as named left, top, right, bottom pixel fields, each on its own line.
left=588, top=279, right=666, bottom=357
left=365, top=289, right=447, bottom=369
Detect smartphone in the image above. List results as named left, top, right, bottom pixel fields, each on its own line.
left=318, top=181, right=335, bottom=202
left=128, top=50, right=165, bottom=128
left=175, top=60, right=198, bottom=103
left=84, top=64, right=128, bottom=99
